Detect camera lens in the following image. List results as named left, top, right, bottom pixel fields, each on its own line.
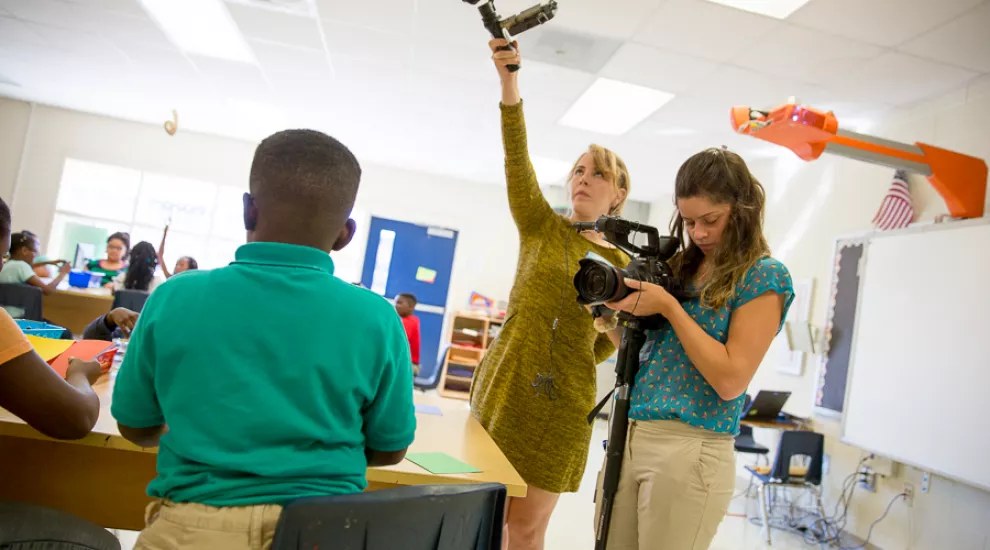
left=574, top=260, right=622, bottom=306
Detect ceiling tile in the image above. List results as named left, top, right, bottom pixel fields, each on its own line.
left=0, top=15, right=47, bottom=46
left=26, top=22, right=131, bottom=68
left=322, top=20, right=409, bottom=66
left=898, top=2, right=990, bottom=73
left=188, top=54, right=272, bottom=102
left=228, top=3, right=325, bottom=51
left=414, top=0, right=490, bottom=46
left=122, top=44, right=199, bottom=81
left=732, top=24, right=884, bottom=86
left=788, top=0, right=984, bottom=48
left=832, top=52, right=979, bottom=106
left=601, top=43, right=719, bottom=93
left=648, top=95, right=738, bottom=134
left=518, top=27, right=624, bottom=74
left=517, top=60, right=595, bottom=102
left=61, top=0, right=147, bottom=17
left=315, top=0, right=415, bottom=36
left=412, top=35, right=493, bottom=86
left=251, top=41, right=331, bottom=77
left=538, top=0, right=665, bottom=41
left=686, top=65, right=831, bottom=111
left=633, top=0, right=782, bottom=62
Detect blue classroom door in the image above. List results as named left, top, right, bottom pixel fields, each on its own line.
left=360, top=217, right=458, bottom=379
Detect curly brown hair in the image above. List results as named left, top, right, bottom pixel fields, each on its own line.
left=668, top=148, right=770, bottom=309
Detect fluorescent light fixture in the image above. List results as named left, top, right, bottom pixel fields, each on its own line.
left=559, top=78, right=675, bottom=136
left=532, top=156, right=573, bottom=183
left=656, top=126, right=699, bottom=137
left=140, top=0, right=254, bottom=63
left=705, top=0, right=812, bottom=20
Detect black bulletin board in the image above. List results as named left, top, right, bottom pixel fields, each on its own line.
left=815, top=238, right=866, bottom=415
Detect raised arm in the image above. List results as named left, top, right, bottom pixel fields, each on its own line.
left=491, top=39, right=555, bottom=236
left=158, top=225, right=172, bottom=279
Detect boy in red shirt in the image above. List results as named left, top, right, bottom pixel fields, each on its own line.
left=395, top=293, right=420, bottom=375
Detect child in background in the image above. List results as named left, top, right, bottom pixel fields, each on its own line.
left=112, top=129, right=415, bottom=550
left=88, top=232, right=130, bottom=287
left=112, top=241, right=165, bottom=292
left=0, top=232, right=71, bottom=317
left=157, top=224, right=199, bottom=279
left=20, top=230, right=66, bottom=278
left=395, top=293, right=421, bottom=375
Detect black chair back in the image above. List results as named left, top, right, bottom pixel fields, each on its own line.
left=271, top=483, right=506, bottom=550
left=0, top=284, right=44, bottom=321
left=770, top=430, right=825, bottom=486
left=112, top=289, right=150, bottom=313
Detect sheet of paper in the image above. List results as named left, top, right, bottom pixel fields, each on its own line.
left=25, top=336, right=73, bottom=362
left=415, top=267, right=437, bottom=284
left=405, top=452, right=482, bottom=474
left=414, top=404, right=442, bottom=416
left=48, top=341, right=116, bottom=378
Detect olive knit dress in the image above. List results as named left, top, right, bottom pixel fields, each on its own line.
left=470, top=102, right=630, bottom=494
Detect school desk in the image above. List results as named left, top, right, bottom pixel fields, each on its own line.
left=740, top=417, right=808, bottom=431
left=0, top=377, right=526, bottom=531
left=41, top=285, right=113, bottom=335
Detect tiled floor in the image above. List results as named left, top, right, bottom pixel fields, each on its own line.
left=115, top=395, right=815, bottom=550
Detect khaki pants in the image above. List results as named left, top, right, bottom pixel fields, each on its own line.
left=595, top=420, right=736, bottom=550
left=135, top=500, right=283, bottom=550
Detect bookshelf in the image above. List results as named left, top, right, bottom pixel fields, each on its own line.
left=437, top=312, right=505, bottom=400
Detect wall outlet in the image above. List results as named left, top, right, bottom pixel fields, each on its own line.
left=858, top=466, right=877, bottom=493
left=822, top=453, right=830, bottom=474
left=921, top=472, right=931, bottom=493
left=903, top=482, right=914, bottom=507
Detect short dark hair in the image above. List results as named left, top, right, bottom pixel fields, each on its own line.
left=249, top=129, right=361, bottom=239
left=397, top=293, right=417, bottom=306
left=0, top=198, right=10, bottom=238
left=108, top=232, right=131, bottom=258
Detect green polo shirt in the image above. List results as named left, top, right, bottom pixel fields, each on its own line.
left=111, top=242, right=416, bottom=506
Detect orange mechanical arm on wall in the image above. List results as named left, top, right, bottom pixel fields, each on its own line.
left=730, top=102, right=988, bottom=219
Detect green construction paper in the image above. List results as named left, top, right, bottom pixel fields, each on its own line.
left=405, top=452, right=482, bottom=474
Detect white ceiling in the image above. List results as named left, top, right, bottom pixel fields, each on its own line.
left=0, top=0, right=987, bottom=201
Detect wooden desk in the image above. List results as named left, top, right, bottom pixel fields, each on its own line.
left=0, top=379, right=525, bottom=530
left=42, top=286, right=113, bottom=335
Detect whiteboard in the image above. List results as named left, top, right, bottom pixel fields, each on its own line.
left=842, top=219, right=990, bottom=491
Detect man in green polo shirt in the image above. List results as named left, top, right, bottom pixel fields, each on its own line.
left=111, top=129, right=416, bottom=549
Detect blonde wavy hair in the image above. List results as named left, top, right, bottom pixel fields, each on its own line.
left=668, top=148, right=770, bottom=309
left=567, top=144, right=631, bottom=215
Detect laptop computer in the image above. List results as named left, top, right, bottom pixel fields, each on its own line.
left=742, top=390, right=792, bottom=420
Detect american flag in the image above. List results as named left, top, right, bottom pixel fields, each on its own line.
left=872, top=170, right=914, bottom=231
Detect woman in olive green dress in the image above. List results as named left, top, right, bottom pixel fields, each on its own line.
left=470, top=39, right=632, bottom=550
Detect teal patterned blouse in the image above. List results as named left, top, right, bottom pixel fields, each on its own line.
left=629, top=257, right=794, bottom=435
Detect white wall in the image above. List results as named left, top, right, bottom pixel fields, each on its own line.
left=654, top=76, right=990, bottom=549
left=0, top=97, right=523, bottom=313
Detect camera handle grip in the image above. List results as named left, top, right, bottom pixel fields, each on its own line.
left=498, top=28, right=520, bottom=72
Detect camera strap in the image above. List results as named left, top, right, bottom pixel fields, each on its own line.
left=587, top=389, right=614, bottom=424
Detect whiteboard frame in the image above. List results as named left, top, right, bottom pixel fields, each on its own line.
left=839, top=216, right=990, bottom=492
left=812, top=232, right=870, bottom=420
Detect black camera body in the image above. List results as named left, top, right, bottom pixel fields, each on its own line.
left=572, top=216, right=684, bottom=320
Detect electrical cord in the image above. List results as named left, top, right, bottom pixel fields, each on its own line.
left=839, top=492, right=907, bottom=550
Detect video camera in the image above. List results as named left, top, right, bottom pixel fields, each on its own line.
left=572, top=216, right=684, bottom=316
left=462, top=0, right=559, bottom=72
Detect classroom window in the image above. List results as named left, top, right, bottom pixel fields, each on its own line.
left=48, top=159, right=246, bottom=270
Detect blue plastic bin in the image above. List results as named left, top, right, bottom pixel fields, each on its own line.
left=15, top=319, right=67, bottom=338
left=68, top=270, right=102, bottom=289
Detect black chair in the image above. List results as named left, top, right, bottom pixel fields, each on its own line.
left=0, top=501, right=121, bottom=549
left=271, top=483, right=506, bottom=550
left=745, top=430, right=827, bottom=545
left=0, top=284, right=44, bottom=321
left=111, top=289, right=150, bottom=313
left=734, top=424, right=770, bottom=460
